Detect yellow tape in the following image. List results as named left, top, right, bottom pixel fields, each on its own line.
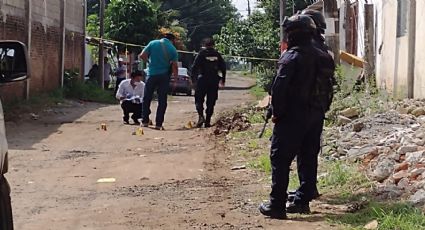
left=87, top=36, right=278, bottom=62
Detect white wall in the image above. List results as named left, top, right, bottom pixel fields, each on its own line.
left=414, top=1, right=425, bottom=98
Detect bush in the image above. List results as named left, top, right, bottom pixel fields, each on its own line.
left=254, top=65, right=275, bottom=92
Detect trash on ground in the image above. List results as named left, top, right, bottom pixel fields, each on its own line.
left=97, top=178, right=116, bottom=183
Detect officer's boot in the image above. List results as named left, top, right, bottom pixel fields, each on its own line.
left=204, top=115, right=212, bottom=128
left=196, top=113, right=205, bottom=128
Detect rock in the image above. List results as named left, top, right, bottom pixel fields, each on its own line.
left=337, top=115, right=352, bottom=126
left=395, top=162, right=409, bottom=172
left=372, top=158, right=396, bottom=182
left=397, top=178, right=410, bottom=188
left=353, top=122, right=365, bottom=132
left=406, top=151, right=425, bottom=164
left=407, top=106, right=417, bottom=114
left=413, top=138, right=425, bottom=146
left=410, top=189, right=425, bottom=204
left=393, top=170, right=409, bottom=184
left=410, top=168, right=425, bottom=179
left=411, top=108, right=425, bottom=117
left=396, top=106, right=409, bottom=114
left=377, top=185, right=403, bottom=198
left=414, top=131, right=425, bottom=140
left=348, top=146, right=378, bottom=159
left=364, top=220, right=379, bottom=230
left=398, top=145, right=418, bottom=154
left=340, top=107, right=359, bottom=119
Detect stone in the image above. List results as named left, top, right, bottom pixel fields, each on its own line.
left=364, top=220, right=379, bottom=230
left=398, top=145, right=418, bottom=154
left=393, top=170, right=409, bottom=184
left=340, top=107, right=359, bottom=119
left=410, top=168, right=425, bottom=179
left=257, top=96, right=270, bottom=109
left=406, top=151, right=425, bottom=164
left=397, top=177, right=410, bottom=188
left=371, top=158, right=396, bottom=182
left=407, top=106, right=417, bottom=114
left=348, top=146, right=378, bottom=159
left=409, top=189, right=425, bottom=204
left=353, top=122, right=365, bottom=132
left=395, top=162, right=409, bottom=172
left=396, top=106, right=409, bottom=114
left=337, top=115, right=352, bottom=126
left=413, top=138, right=425, bottom=146
left=411, top=108, right=425, bottom=117
left=415, top=131, right=425, bottom=140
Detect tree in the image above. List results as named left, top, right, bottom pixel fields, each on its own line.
left=105, top=0, right=159, bottom=47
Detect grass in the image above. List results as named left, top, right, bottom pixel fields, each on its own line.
left=330, top=202, right=425, bottom=230
left=64, top=81, right=116, bottom=104
left=250, top=85, right=267, bottom=100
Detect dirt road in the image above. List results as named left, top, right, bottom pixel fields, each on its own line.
left=6, top=74, right=336, bottom=229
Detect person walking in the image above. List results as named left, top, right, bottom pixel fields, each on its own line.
left=116, top=71, right=145, bottom=125
left=191, top=38, right=226, bottom=128
left=104, top=57, right=112, bottom=89
left=139, top=33, right=178, bottom=130
left=259, top=15, right=334, bottom=219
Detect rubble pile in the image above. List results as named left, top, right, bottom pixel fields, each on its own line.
left=325, top=99, right=425, bottom=205
left=213, top=112, right=251, bottom=136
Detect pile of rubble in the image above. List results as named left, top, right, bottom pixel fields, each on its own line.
left=213, top=112, right=251, bottom=136
left=325, top=99, right=425, bottom=206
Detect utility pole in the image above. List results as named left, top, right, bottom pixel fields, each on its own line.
left=280, top=0, right=287, bottom=42
left=247, top=0, right=251, bottom=17
left=98, top=0, right=105, bottom=89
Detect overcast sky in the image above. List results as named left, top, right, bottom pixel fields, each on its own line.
left=232, top=0, right=257, bottom=17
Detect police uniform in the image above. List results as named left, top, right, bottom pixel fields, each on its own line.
left=191, top=47, right=226, bottom=127
left=259, top=14, right=326, bottom=219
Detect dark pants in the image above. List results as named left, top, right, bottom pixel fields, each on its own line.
left=0, top=175, right=13, bottom=230
left=121, top=100, right=142, bottom=122
left=195, top=76, right=219, bottom=118
left=115, top=77, right=126, bottom=96
left=269, top=108, right=324, bottom=208
left=142, top=73, right=170, bottom=127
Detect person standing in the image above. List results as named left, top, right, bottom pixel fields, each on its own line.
left=116, top=71, right=145, bottom=125
left=114, top=58, right=127, bottom=96
left=104, top=57, right=112, bottom=89
left=139, top=33, right=178, bottom=130
left=191, top=38, right=226, bottom=128
left=259, top=15, right=331, bottom=219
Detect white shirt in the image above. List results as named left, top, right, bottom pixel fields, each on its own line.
left=115, top=79, right=145, bottom=102
left=104, top=63, right=112, bottom=81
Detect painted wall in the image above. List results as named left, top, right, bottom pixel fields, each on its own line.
left=414, top=0, right=425, bottom=98
left=0, top=0, right=85, bottom=102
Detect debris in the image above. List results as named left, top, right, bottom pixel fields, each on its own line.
left=136, top=127, right=144, bottom=136
left=353, top=122, right=365, bottom=132
left=30, top=113, right=39, bottom=120
left=337, top=115, right=352, bottom=126
left=257, top=96, right=270, bottom=109
left=371, top=158, right=395, bottom=182
left=411, top=108, right=425, bottom=117
left=340, top=107, right=359, bottom=119
left=231, top=165, right=246, bottom=170
left=97, top=178, right=116, bottom=183
left=101, top=123, right=107, bottom=131
left=185, top=121, right=194, bottom=129
left=364, top=220, right=378, bottom=230
left=410, top=189, right=425, bottom=204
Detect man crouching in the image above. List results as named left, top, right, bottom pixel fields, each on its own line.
left=116, top=71, right=145, bottom=125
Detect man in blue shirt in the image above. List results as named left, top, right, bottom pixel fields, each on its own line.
left=139, top=33, right=178, bottom=130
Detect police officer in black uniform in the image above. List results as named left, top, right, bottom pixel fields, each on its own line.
left=259, top=15, right=327, bottom=219
left=191, top=38, right=226, bottom=128
left=287, top=9, right=331, bottom=204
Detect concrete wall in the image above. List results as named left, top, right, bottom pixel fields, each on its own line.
left=414, top=0, right=425, bottom=98
left=0, top=0, right=85, bottom=102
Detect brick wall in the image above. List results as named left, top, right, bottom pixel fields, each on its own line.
left=0, top=0, right=85, bottom=102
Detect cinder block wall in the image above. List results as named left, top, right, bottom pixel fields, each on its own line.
left=0, top=0, right=85, bottom=102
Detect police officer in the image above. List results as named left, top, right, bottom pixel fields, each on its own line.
left=287, top=9, right=331, bottom=203
left=259, top=15, right=327, bottom=219
left=191, top=38, right=226, bottom=128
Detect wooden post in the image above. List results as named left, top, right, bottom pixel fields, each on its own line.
left=364, top=4, right=375, bottom=91
left=24, top=0, right=32, bottom=100
left=60, top=0, right=66, bottom=88
left=408, top=0, right=416, bottom=98
left=98, top=0, right=105, bottom=89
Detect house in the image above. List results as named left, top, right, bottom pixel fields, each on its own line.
left=0, top=0, right=85, bottom=101
left=338, top=0, right=424, bottom=99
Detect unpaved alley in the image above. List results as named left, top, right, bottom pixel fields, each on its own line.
left=6, top=74, right=336, bottom=230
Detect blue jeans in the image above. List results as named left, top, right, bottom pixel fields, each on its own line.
left=142, top=73, right=170, bottom=126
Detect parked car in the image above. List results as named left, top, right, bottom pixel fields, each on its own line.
left=0, top=40, right=30, bottom=229
left=169, top=67, right=193, bottom=96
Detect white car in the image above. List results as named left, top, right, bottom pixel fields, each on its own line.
left=0, top=41, right=30, bottom=229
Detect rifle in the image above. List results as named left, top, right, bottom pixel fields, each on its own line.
left=258, top=103, right=272, bottom=138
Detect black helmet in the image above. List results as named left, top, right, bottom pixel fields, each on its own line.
left=282, top=14, right=317, bottom=34
left=301, top=9, right=326, bottom=33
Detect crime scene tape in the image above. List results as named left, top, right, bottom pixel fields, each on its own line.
left=87, top=36, right=279, bottom=62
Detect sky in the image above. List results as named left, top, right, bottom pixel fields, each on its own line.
left=232, top=0, right=258, bottom=17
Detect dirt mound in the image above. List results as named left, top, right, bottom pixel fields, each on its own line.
left=213, top=112, right=251, bottom=135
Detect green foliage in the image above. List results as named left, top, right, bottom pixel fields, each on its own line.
left=249, top=153, right=271, bottom=175
left=254, top=65, right=275, bottom=92
left=331, top=203, right=425, bottom=230
left=105, top=0, right=159, bottom=47
left=86, top=14, right=100, bottom=37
